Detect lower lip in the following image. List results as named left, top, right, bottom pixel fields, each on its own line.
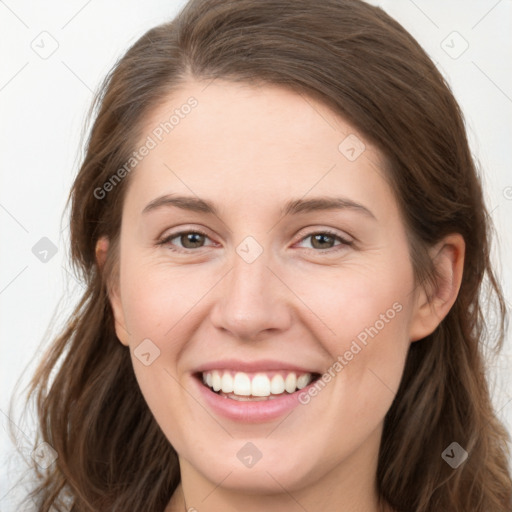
left=192, top=375, right=317, bottom=423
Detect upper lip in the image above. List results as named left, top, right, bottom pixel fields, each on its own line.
left=193, top=359, right=320, bottom=374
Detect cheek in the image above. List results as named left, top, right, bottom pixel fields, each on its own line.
left=288, top=255, right=414, bottom=406
left=288, top=258, right=414, bottom=352
left=119, top=258, right=207, bottom=343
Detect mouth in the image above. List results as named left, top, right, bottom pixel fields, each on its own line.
left=195, top=370, right=322, bottom=401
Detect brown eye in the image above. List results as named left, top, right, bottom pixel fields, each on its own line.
left=310, top=233, right=337, bottom=249
left=296, top=231, right=353, bottom=252
left=158, top=230, right=213, bottom=252
left=179, top=232, right=206, bottom=249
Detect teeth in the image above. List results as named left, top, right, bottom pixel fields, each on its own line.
left=233, top=372, right=251, bottom=396
left=251, top=373, right=270, bottom=397
left=270, top=374, right=285, bottom=394
left=285, top=373, right=297, bottom=393
left=221, top=372, right=234, bottom=393
left=297, top=374, right=310, bottom=389
left=201, top=370, right=314, bottom=398
left=212, top=370, right=222, bottom=392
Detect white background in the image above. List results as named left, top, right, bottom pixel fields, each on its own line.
left=1, top=1, right=511, bottom=510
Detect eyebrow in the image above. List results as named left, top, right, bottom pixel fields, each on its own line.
left=142, top=194, right=376, bottom=220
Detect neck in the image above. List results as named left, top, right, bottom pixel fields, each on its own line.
left=167, top=481, right=391, bottom=512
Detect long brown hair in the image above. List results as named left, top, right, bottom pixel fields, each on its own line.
left=15, top=0, right=511, bottom=510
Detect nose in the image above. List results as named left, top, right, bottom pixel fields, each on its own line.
left=209, top=245, right=292, bottom=341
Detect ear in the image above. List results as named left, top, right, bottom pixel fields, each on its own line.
left=408, top=233, right=465, bottom=342
left=95, top=236, right=130, bottom=347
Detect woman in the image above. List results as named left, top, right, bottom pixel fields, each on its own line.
left=22, top=0, right=511, bottom=510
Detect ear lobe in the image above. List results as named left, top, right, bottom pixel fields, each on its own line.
left=95, top=236, right=130, bottom=347
left=95, top=236, right=109, bottom=269
left=109, top=286, right=130, bottom=347
left=409, top=234, right=465, bottom=342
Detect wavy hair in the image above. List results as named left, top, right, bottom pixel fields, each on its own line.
left=14, top=0, right=511, bottom=510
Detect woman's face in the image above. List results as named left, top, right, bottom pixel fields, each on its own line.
left=108, top=80, right=428, bottom=499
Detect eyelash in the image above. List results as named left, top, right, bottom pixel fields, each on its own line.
left=156, top=228, right=354, bottom=254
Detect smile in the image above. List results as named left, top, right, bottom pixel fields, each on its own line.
left=200, top=370, right=318, bottom=400
left=192, top=366, right=323, bottom=422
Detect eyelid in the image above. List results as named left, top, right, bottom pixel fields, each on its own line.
left=293, top=226, right=354, bottom=245
left=157, top=223, right=213, bottom=239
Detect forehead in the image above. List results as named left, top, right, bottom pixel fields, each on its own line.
left=141, top=79, right=369, bottom=160
left=125, top=79, right=395, bottom=220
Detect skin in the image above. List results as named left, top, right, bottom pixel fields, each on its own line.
left=97, top=79, right=465, bottom=512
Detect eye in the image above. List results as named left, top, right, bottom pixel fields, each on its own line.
left=295, top=230, right=353, bottom=251
left=157, top=228, right=353, bottom=254
left=157, top=230, right=215, bottom=252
